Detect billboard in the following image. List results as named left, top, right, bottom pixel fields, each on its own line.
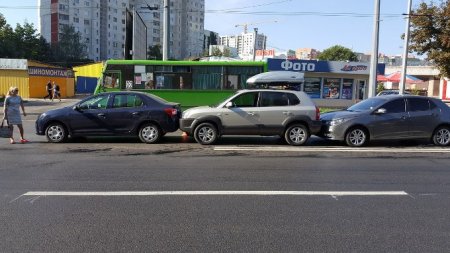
left=268, top=59, right=386, bottom=75
left=133, top=10, right=147, bottom=60
left=124, top=9, right=147, bottom=60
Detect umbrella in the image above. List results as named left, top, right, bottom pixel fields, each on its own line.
left=377, top=74, right=389, bottom=82
left=381, top=71, right=424, bottom=83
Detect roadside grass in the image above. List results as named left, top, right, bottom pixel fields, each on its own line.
left=319, top=107, right=342, bottom=113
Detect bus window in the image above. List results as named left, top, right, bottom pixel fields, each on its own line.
left=103, top=72, right=120, bottom=89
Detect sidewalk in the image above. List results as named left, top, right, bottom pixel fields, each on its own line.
left=1, top=94, right=88, bottom=116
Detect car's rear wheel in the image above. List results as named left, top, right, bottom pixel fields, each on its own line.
left=345, top=127, right=368, bottom=147
left=432, top=126, right=450, bottom=146
left=139, top=123, right=161, bottom=144
left=45, top=123, right=68, bottom=143
left=284, top=124, right=309, bottom=146
left=194, top=123, right=218, bottom=145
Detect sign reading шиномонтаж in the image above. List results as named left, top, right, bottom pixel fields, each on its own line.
left=267, top=58, right=385, bottom=75
left=28, top=66, right=74, bottom=78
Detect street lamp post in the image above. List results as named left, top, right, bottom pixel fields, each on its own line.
left=163, top=0, right=170, bottom=61
left=252, top=28, right=258, bottom=61
left=399, top=0, right=413, bottom=94
left=368, top=0, right=381, bottom=98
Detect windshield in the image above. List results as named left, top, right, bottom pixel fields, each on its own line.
left=347, top=97, right=386, bottom=112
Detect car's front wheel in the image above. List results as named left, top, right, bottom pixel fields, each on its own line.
left=432, top=126, right=450, bottom=146
left=284, top=124, right=309, bottom=146
left=194, top=123, right=218, bottom=145
left=345, top=127, right=369, bottom=147
left=139, top=123, right=161, bottom=144
left=45, top=123, right=68, bottom=143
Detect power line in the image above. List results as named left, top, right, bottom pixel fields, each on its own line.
left=0, top=5, right=405, bottom=18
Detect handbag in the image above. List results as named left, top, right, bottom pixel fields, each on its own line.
left=0, top=119, right=12, bottom=138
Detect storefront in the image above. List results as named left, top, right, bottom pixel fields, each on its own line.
left=267, top=59, right=385, bottom=107
left=0, top=59, right=75, bottom=99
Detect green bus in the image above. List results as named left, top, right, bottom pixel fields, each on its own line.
left=96, top=60, right=266, bottom=108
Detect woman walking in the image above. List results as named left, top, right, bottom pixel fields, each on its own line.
left=3, top=87, right=28, bottom=144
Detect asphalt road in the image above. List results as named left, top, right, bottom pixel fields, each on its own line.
left=1, top=112, right=450, bottom=252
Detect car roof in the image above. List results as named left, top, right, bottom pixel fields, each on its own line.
left=237, top=89, right=305, bottom=93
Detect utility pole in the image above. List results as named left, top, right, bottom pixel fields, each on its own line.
left=252, top=28, right=258, bottom=61
left=368, top=0, right=381, bottom=98
left=163, top=0, right=170, bottom=61
left=399, top=0, right=413, bottom=94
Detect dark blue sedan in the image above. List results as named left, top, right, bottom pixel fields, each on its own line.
left=36, top=91, right=181, bottom=143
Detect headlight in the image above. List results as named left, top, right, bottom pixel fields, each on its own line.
left=330, top=118, right=349, bottom=126
left=38, top=113, right=47, bottom=119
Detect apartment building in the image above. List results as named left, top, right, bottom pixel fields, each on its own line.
left=39, top=0, right=205, bottom=60
left=219, top=32, right=267, bottom=60
left=39, top=0, right=131, bottom=61
left=295, top=48, right=319, bottom=60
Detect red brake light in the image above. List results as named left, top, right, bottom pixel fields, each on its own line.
left=315, top=106, right=320, bottom=120
left=164, top=108, right=178, bottom=117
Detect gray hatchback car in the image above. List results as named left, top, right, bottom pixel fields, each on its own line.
left=319, top=95, right=450, bottom=147
left=180, top=89, right=321, bottom=145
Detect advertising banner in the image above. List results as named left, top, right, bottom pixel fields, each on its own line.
left=0, top=59, right=27, bottom=70
left=268, top=59, right=385, bottom=75
left=28, top=67, right=74, bottom=77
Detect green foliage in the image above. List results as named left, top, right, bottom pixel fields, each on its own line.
left=317, top=45, right=357, bottom=61
left=147, top=45, right=162, bottom=60
left=377, top=82, right=385, bottom=94
left=409, top=1, right=450, bottom=77
left=0, top=13, right=89, bottom=66
left=211, top=47, right=223, bottom=57
left=222, top=48, right=231, bottom=57
left=51, top=25, right=88, bottom=66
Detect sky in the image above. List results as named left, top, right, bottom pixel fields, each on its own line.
left=0, top=0, right=431, bottom=56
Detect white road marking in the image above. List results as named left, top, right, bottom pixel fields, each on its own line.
left=23, top=191, right=408, bottom=196
left=214, top=146, right=450, bottom=153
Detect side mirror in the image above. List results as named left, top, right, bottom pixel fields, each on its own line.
left=225, top=101, right=233, bottom=108
left=73, top=104, right=82, bottom=111
left=374, top=108, right=386, bottom=114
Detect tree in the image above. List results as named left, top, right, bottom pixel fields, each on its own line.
left=222, top=48, right=231, bottom=57
left=210, top=47, right=223, bottom=57
left=409, top=1, right=450, bottom=77
left=52, top=25, right=87, bottom=64
left=147, top=45, right=162, bottom=60
left=317, top=45, right=357, bottom=61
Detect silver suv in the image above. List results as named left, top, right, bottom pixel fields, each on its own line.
left=180, top=89, right=321, bottom=145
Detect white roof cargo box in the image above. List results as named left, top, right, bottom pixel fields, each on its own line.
left=246, top=71, right=304, bottom=84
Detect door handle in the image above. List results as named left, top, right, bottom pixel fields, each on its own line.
left=401, top=116, right=407, bottom=120
left=132, top=112, right=140, bottom=116
left=248, top=112, right=255, bottom=116
left=97, top=113, right=106, bottom=118
left=283, top=111, right=292, bottom=116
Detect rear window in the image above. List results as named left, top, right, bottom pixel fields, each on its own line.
left=408, top=98, right=430, bottom=111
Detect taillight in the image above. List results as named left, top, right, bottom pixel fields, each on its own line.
left=164, top=108, right=178, bottom=117
left=315, top=106, right=320, bottom=120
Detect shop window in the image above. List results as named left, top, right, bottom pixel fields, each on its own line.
left=341, top=79, right=353, bottom=100
left=323, top=78, right=341, bottom=99
left=304, top=77, right=321, bottom=99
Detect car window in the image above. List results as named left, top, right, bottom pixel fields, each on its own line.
left=287, top=93, right=300, bottom=105
left=381, top=99, right=406, bottom=113
left=408, top=98, right=430, bottom=112
left=79, top=95, right=109, bottom=110
left=260, top=92, right=289, bottom=107
left=113, top=95, right=144, bottom=108
left=231, top=92, right=258, bottom=107
left=347, top=97, right=385, bottom=112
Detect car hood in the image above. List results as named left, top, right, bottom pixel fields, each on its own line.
left=182, top=106, right=214, bottom=118
left=320, top=110, right=364, bottom=121
left=41, top=106, right=72, bottom=117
